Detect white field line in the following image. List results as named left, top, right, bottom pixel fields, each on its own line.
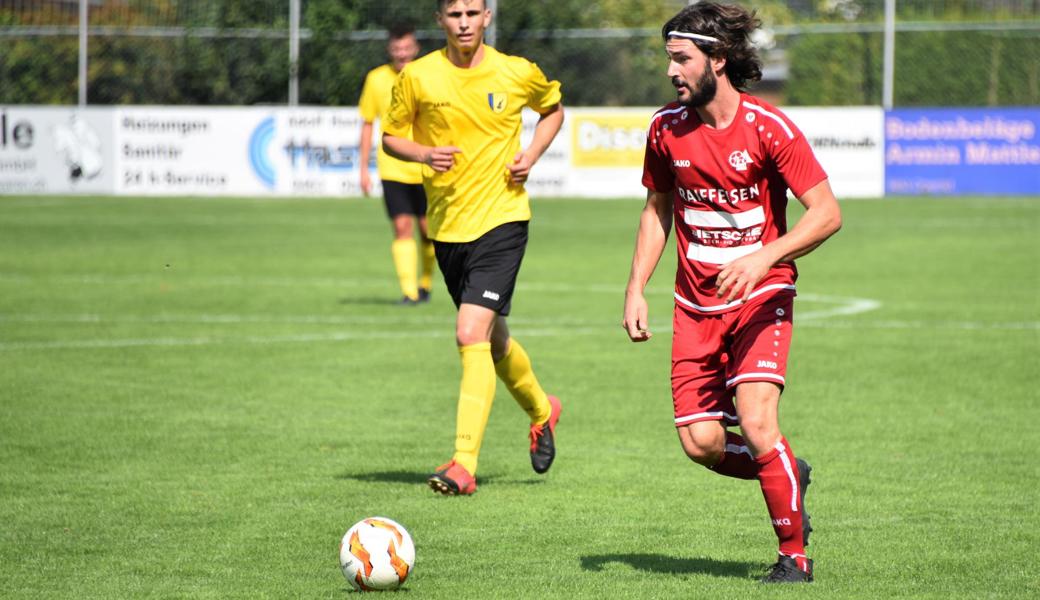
left=0, top=274, right=628, bottom=291
left=0, top=273, right=654, bottom=294
left=797, top=293, right=882, bottom=321
left=800, top=320, right=1039, bottom=331
left=5, top=313, right=1034, bottom=332
left=0, top=273, right=358, bottom=288
left=0, top=313, right=455, bottom=325
left=0, top=327, right=614, bottom=351
left=0, top=291, right=882, bottom=329
left=6, top=281, right=1027, bottom=351
left=0, top=271, right=882, bottom=309
left=4, top=318, right=1035, bottom=352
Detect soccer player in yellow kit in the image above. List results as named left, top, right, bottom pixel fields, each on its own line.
left=358, top=24, right=435, bottom=305
left=382, top=0, right=565, bottom=495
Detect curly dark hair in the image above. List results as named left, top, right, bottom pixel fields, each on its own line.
left=662, top=2, right=762, bottom=91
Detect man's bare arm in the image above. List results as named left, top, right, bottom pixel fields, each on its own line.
left=622, top=189, right=674, bottom=342
left=716, top=179, right=842, bottom=303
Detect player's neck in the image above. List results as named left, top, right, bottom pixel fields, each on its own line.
left=445, top=42, right=486, bottom=69
left=694, top=84, right=741, bottom=130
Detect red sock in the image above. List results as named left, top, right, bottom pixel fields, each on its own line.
left=755, top=437, right=808, bottom=569
left=709, top=431, right=760, bottom=480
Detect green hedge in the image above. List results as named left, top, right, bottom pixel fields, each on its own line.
left=787, top=30, right=1040, bottom=106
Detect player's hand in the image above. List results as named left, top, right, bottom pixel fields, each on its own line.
left=622, top=292, right=652, bottom=342
left=360, top=168, right=372, bottom=196
left=507, top=151, right=534, bottom=184
left=424, top=146, right=462, bottom=172
left=716, top=252, right=773, bottom=303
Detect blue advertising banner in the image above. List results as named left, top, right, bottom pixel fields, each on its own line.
left=885, top=108, right=1040, bottom=195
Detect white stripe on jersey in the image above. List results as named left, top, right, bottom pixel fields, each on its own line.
left=726, top=372, right=786, bottom=388
left=687, top=241, right=762, bottom=265
left=684, top=206, right=765, bottom=229
left=649, top=105, right=686, bottom=126
left=675, top=410, right=739, bottom=425
left=674, top=284, right=796, bottom=313
left=742, top=101, right=795, bottom=139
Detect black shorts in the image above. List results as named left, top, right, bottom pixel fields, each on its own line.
left=382, top=180, right=427, bottom=219
left=434, top=221, right=528, bottom=316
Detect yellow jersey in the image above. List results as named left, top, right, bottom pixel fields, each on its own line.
left=383, top=46, right=562, bottom=242
left=358, top=64, right=423, bottom=185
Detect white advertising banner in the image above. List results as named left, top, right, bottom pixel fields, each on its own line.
left=525, top=106, right=884, bottom=199
left=115, top=107, right=267, bottom=196
left=522, top=107, right=653, bottom=199
left=2, top=105, right=883, bottom=199
left=253, top=108, right=370, bottom=197
left=0, top=106, right=114, bottom=195
left=786, top=106, right=884, bottom=198
left=114, top=107, right=370, bottom=197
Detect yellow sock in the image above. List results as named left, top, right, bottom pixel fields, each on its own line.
left=494, top=338, right=551, bottom=424
left=453, top=342, right=496, bottom=475
left=419, top=239, right=436, bottom=292
left=390, top=239, right=419, bottom=300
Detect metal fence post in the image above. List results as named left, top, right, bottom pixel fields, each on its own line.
left=289, top=0, right=300, bottom=106
left=883, top=0, right=896, bottom=109
left=79, top=0, right=88, bottom=106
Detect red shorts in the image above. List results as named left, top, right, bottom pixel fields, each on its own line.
left=671, top=291, right=794, bottom=428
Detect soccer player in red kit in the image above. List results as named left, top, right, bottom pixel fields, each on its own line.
left=622, top=3, right=842, bottom=583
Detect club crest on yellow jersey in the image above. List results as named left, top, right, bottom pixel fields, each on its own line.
left=487, top=92, right=507, bottom=113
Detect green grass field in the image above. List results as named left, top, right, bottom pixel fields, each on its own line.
left=1, top=195, right=1037, bottom=598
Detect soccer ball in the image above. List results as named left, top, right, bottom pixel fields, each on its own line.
left=339, top=517, right=415, bottom=591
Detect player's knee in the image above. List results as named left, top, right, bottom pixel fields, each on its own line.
left=455, top=324, right=490, bottom=347
left=392, top=216, right=413, bottom=239
left=679, top=432, right=723, bottom=466
left=738, top=417, right=779, bottom=454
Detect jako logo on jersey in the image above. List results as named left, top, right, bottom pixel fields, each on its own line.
left=772, top=518, right=792, bottom=526
left=673, top=159, right=691, bottom=167
left=728, top=149, right=754, bottom=172
left=757, top=360, right=778, bottom=370
left=488, top=92, right=507, bottom=113
left=482, top=290, right=501, bottom=301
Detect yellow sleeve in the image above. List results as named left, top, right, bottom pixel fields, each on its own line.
left=523, top=61, right=562, bottom=114
left=358, top=70, right=380, bottom=122
left=383, top=70, right=416, bottom=138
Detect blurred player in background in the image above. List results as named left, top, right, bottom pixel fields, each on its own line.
left=383, top=0, right=565, bottom=496
left=622, top=2, right=841, bottom=583
left=358, top=23, right=435, bottom=305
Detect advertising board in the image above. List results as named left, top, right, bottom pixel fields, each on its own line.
left=4, top=105, right=953, bottom=201
left=0, top=107, right=113, bottom=195
left=885, top=108, right=1040, bottom=195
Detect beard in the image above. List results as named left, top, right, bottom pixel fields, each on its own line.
left=676, top=66, right=718, bottom=108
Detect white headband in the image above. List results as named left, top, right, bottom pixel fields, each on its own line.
left=667, top=31, right=720, bottom=44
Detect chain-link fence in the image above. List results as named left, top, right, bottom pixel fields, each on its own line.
left=1, top=0, right=1038, bottom=107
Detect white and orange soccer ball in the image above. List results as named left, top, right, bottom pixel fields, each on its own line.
left=339, top=517, right=415, bottom=591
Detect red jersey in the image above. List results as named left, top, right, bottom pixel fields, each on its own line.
left=642, top=93, right=828, bottom=314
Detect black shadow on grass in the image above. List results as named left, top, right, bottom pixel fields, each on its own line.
left=340, top=586, right=413, bottom=594
left=337, top=296, right=408, bottom=306
left=336, top=470, right=543, bottom=487
left=484, top=476, right=545, bottom=486
left=580, top=553, right=758, bottom=579
left=337, top=470, right=429, bottom=484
